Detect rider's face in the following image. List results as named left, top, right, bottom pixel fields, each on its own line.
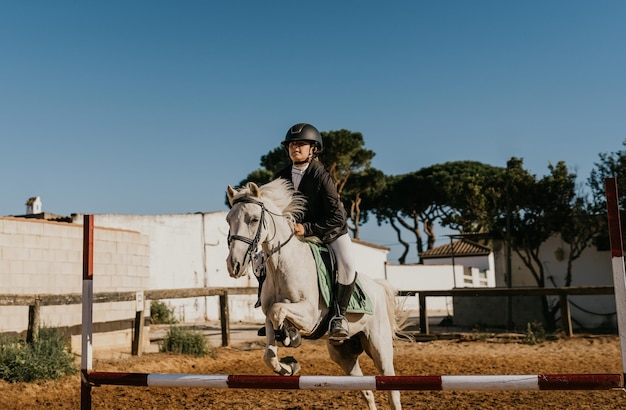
left=288, top=141, right=312, bottom=164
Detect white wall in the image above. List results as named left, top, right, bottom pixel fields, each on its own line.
left=422, top=253, right=496, bottom=288
left=491, top=235, right=616, bottom=329
left=0, top=216, right=150, bottom=354
left=72, top=212, right=242, bottom=323
left=385, top=263, right=461, bottom=316
left=351, top=238, right=389, bottom=281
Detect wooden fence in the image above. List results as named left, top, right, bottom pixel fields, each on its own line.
left=0, top=285, right=615, bottom=355
left=398, top=285, right=615, bottom=337
left=0, top=287, right=256, bottom=354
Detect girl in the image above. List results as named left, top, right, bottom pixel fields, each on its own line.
left=274, top=123, right=357, bottom=343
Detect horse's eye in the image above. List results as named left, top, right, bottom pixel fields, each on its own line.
left=246, top=215, right=259, bottom=225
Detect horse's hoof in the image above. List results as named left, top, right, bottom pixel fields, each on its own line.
left=279, top=356, right=301, bottom=376
left=277, top=323, right=301, bottom=348
left=285, top=326, right=301, bottom=348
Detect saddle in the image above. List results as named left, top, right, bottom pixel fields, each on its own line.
left=303, top=242, right=373, bottom=340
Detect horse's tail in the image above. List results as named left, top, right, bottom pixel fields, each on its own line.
left=375, top=279, right=414, bottom=342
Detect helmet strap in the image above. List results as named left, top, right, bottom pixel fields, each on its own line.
left=292, top=144, right=315, bottom=165
left=293, top=158, right=311, bottom=166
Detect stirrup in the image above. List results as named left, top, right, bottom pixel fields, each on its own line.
left=328, top=314, right=349, bottom=342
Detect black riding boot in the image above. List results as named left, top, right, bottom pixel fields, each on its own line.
left=256, top=274, right=266, bottom=336
left=254, top=273, right=265, bottom=309
left=329, top=273, right=357, bottom=344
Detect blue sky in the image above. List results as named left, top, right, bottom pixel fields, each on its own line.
left=2, top=1, right=625, bottom=263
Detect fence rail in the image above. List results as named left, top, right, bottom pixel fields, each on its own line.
left=398, top=285, right=615, bottom=337
left=0, top=287, right=256, bottom=351
left=1, top=285, right=615, bottom=352
left=0, top=287, right=257, bottom=306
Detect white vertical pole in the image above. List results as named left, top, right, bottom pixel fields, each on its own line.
left=604, top=178, right=626, bottom=376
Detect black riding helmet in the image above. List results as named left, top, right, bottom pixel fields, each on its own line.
left=281, top=123, right=323, bottom=154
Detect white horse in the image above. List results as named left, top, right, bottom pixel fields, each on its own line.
left=226, top=179, right=403, bottom=410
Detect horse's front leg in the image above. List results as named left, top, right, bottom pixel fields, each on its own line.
left=263, top=327, right=300, bottom=376
left=261, top=300, right=317, bottom=376
left=267, top=300, right=318, bottom=335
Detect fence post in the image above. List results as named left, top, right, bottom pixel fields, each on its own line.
left=26, top=298, right=41, bottom=344
left=559, top=293, right=573, bottom=337
left=219, top=291, right=230, bottom=347
left=132, top=291, right=145, bottom=356
left=419, top=293, right=429, bottom=335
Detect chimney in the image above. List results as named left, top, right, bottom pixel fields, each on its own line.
left=25, top=196, right=42, bottom=215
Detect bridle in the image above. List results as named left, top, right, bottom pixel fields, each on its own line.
left=227, top=196, right=294, bottom=277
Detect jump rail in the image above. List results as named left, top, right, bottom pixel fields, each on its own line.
left=80, top=177, right=626, bottom=409
left=87, top=372, right=622, bottom=391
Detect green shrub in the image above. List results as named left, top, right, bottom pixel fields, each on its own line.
left=150, top=300, right=178, bottom=324
left=159, top=326, right=215, bottom=358
left=0, top=327, right=78, bottom=383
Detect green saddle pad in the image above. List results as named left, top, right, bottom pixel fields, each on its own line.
left=308, top=242, right=373, bottom=315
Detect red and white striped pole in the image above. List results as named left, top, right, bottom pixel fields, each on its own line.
left=605, top=178, right=626, bottom=378
left=81, top=215, right=94, bottom=410
left=86, top=372, right=621, bottom=391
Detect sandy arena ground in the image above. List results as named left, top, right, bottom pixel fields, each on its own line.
left=1, top=333, right=625, bottom=409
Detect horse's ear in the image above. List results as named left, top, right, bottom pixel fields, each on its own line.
left=226, top=185, right=236, bottom=206
left=249, top=182, right=260, bottom=198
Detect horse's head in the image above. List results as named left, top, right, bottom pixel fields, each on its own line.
left=225, top=179, right=306, bottom=279
left=225, top=182, right=267, bottom=278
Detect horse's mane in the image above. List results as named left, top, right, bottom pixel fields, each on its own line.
left=243, top=178, right=307, bottom=222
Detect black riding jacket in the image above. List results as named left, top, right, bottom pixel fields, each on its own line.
left=276, top=160, right=348, bottom=243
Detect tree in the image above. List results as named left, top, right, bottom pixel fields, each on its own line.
left=372, top=169, right=447, bottom=263
left=427, top=161, right=505, bottom=235
left=371, top=175, right=413, bottom=264
left=558, top=198, right=603, bottom=287
left=373, top=161, right=503, bottom=264
left=317, top=129, right=381, bottom=238
left=585, top=143, right=626, bottom=264
left=487, top=159, right=587, bottom=331
left=588, top=146, right=626, bottom=213
left=318, top=129, right=375, bottom=194
left=342, top=167, right=386, bottom=239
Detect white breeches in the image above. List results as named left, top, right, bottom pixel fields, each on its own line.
left=328, top=232, right=357, bottom=285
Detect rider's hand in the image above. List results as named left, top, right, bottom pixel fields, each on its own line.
left=294, top=223, right=305, bottom=236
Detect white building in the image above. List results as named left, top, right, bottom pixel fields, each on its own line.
left=419, top=238, right=496, bottom=288
left=25, top=196, right=42, bottom=214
